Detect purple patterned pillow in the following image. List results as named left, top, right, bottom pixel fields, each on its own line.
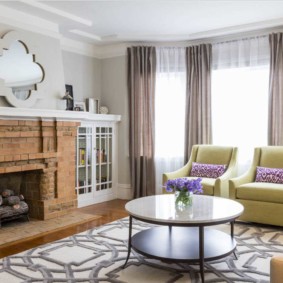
left=255, top=166, right=283, bottom=183
left=189, top=162, right=227, bottom=179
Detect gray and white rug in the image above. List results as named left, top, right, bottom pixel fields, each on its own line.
left=0, top=217, right=283, bottom=282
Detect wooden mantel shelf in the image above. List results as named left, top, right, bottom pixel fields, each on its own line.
left=0, top=107, right=121, bottom=122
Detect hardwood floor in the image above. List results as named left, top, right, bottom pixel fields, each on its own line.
left=0, top=199, right=128, bottom=258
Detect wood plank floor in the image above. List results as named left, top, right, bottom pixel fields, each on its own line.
left=0, top=199, right=128, bottom=258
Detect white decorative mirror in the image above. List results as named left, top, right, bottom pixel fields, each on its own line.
left=0, top=31, right=45, bottom=108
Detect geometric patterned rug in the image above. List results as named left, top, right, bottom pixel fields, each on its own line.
left=0, top=217, right=282, bottom=282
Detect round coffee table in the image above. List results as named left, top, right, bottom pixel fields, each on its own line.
left=123, top=194, right=244, bottom=283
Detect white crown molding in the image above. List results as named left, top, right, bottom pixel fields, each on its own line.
left=60, top=37, right=128, bottom=59
left=20, top=0, right=92, bottom=26
left=0, top=4, right=60, bottom=39
left=69, top=29, right=101, bottom=41
left=98, top=43, right=128, bottom=59
left=61, top=24, right=283, bottom=60
left=60, top=37, right=102, bottom=58
left=188, top=18, right=283, bottom=41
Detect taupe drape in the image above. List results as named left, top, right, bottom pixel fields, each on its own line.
left=127, top=46, right=156, bottom=198
left=268, top=33, right=283, bottom=145
left=184, top=44, right=212, bottom=162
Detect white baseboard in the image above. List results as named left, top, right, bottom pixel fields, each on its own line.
left=78, top=190, right=116, bottom=208
left=117, top=183, right=132, bottom=200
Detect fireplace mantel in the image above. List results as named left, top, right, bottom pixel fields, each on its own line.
left=0, top=107, right=121, bottom=122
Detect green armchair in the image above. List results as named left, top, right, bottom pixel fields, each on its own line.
left=163, top=145, right=238, bottom=198
left=229, top=146, right=283, bottom=226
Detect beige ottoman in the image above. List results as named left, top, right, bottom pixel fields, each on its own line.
left=271, top=256, right=283, bottom=283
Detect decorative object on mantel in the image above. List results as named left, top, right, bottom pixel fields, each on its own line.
left=64, top=85, right=74, bottom=110
left=73, top=101, right=86, bottom=111
left=99, top=106, right=109, bottom=114
left=165, top=177, right=203, bottom=207
left=0, top=31, right=45, bottom=108
left=86, top=98, right=99, bottom=114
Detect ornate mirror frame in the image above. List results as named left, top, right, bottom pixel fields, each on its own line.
left=0, top=31, right=45, bottom=108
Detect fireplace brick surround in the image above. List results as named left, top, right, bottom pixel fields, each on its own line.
left=0, top=119, right=80, bottom=220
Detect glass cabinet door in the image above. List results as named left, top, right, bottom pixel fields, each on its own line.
left=95, top=126, right=113, bottom=193
left=76, top=126, right=93, bottom=202
left=76, top=123, right=115, bottom=207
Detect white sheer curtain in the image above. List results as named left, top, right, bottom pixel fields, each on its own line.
left=212, top=36, right=270, bottom=174
left=155, top=47, right=186, bottom=194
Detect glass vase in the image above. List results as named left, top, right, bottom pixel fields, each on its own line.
left=175, top=190, right=193, bottom=207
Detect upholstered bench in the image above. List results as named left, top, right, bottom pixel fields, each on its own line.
left=270, top=256, right=283, bottom=283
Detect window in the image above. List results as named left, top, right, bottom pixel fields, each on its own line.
left=155, top=71, right=186, bottom=158
left=154, top=47, right=186, bottom=193
left=212, top=66, right=269, bottom=172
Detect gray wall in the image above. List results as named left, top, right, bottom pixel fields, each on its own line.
left=101, top=55, right=130, bottom=185
left=62, top=51, right=101, bottom=103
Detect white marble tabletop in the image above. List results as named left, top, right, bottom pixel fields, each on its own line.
left=125, top=194, right=244, bottom=225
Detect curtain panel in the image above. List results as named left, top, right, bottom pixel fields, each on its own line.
left=268, top=33, right=283, bottom=146
left=127, top=46, right=156, bottom=198
left=212, top=36, right=269, bottom=69
left=184, top=44, right=212, bottom=162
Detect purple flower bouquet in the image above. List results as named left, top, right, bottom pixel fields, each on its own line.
left=165, top=178, right=203, bottom=206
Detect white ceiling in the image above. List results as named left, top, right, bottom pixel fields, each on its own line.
left=2, top=0, right=283, bottom=45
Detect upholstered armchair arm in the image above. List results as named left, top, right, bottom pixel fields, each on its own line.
left=214, top=165, right=237, bottom=198
left=214, top=147, right=238, bottom=198
left=229, top=147, right=261, bottom=199
left=162, top=163, right=190, bottom=187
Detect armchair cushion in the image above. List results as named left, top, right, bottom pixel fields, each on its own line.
left=255, top=166, right=283, bottom=184
left=190, top=162, right=226, bottom=179
left=236, top=182, right=283, bottom=203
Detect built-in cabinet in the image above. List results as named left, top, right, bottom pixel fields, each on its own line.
left=76, top=120, right=119, bottom=208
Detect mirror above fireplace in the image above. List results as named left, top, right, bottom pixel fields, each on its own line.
left=0, top=31, right=45, bottom=108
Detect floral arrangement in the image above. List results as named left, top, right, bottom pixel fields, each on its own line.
left=165, top=178, right=203, bottom=206
left=165, top=177, right=203, bottom=194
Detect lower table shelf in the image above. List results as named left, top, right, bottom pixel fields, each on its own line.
left=131, top=226, right=236, bottom=262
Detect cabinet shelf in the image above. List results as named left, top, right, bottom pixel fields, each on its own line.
left=96, top=162, right=112, bottom=166
left=78, top=165, right=91, bottom=168
left=77, top=185, right=92, bottom=188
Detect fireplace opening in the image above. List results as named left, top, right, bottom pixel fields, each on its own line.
left=0, top=169, right=56, bottom=219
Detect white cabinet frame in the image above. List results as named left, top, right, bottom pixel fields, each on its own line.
left=76, top=120, right=119, bottom=208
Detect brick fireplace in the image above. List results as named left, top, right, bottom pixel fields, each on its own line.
left=0, top=119, right=80, bottom=220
